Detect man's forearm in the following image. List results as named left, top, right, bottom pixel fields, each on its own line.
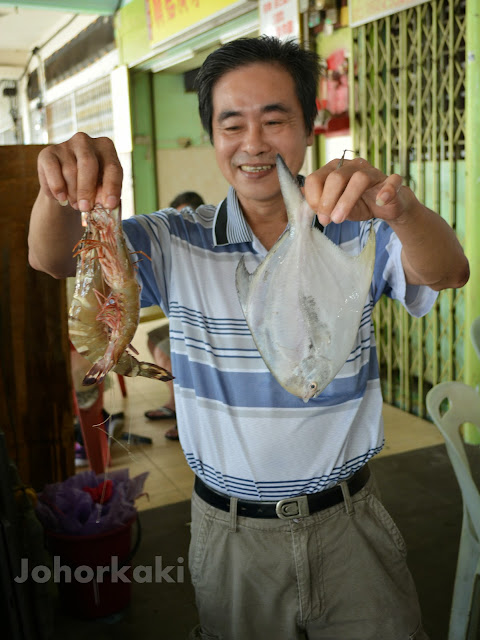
left=28, top=191, right=84, bottom=279
left=389, top=188, right=469, bottom=291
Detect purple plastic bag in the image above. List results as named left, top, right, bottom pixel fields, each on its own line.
left=36, top=469, right=149, bottom=535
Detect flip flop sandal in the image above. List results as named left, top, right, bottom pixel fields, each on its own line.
left=165, top=424, right=179, bottom=441
left=144, top=407, right=176, bottom=420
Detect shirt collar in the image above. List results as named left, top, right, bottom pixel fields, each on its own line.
left=213, top=187, right=253, bottom=247
left=212, top=176, right=321, bottom=247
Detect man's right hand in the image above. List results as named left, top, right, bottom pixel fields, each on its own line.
left=37, top=132, right=123, bottom=211
left=29, top=132, right=123, bottom=279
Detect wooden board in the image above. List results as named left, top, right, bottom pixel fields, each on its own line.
left=0, top=145, right=74, bottom=489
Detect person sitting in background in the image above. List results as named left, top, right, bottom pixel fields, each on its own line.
left=144, top=191, right=205, bottom=440
left=169, top=191, right=204, bottom=211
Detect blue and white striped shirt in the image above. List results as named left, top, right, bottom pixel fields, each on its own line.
left=123, top=187, right=437, bottom=500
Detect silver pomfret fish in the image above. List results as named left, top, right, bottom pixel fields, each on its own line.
left=235, top=154, right=376, bottom=402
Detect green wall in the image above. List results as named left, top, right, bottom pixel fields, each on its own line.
left=130, top=70, right=158, bottom=215
left=152, top=74, right=206, bottom=149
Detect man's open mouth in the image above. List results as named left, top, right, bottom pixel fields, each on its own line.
left=239, top=164, right=275, bottom=173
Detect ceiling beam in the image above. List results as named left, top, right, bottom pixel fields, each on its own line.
left=0, top=1, right=121, bottom=15
left=0, top=66, right=24, bottom=79
left=0, top=50, right=29, bottom=66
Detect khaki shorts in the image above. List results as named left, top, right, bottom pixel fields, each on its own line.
left=188, top=474, right=428, bottom=640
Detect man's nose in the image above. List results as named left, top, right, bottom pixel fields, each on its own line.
left=242, top=123, right=270, bottom=155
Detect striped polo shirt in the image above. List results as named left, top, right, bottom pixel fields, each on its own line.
left=123, top=186, right=437, bottom=500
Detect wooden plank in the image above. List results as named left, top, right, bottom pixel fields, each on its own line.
left=0, top=145, right=74, bottom=489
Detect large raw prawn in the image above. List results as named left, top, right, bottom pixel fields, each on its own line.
left=68, top=205, right=173, bottom=386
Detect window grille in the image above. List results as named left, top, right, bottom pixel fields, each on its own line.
left=46, top=75, right=113, bottom=143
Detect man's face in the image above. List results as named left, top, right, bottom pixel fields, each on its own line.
left=211, top=62, right=314, bottom=213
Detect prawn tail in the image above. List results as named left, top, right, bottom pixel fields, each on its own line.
left=137, top=361, right=175, bottom=382
left=113, top=353, right=173, bottom=381
left=82, top=357, right=115, bottom=386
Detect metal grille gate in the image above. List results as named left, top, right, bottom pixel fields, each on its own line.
left=352, top=0, right=466, bottom=418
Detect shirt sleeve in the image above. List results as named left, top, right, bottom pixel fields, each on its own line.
left=371, top=220, right=438, bottom=318
left=122, top=211, right=173, bottom=315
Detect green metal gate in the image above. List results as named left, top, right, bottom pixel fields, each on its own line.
left=351, top=0, right=466, bottom=418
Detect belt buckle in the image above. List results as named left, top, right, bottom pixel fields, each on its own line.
left=275, top=495, right=310, bottom=519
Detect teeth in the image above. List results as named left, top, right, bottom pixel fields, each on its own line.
left=240, top=165, right=273, bottom=173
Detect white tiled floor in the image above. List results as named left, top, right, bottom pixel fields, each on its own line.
left=86, top=319, right=445, bottom=512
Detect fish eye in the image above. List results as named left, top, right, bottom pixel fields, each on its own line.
left=309, top=382, right=317, bottom=391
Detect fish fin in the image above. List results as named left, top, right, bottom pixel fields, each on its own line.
left=235, top=256, right=253, bottom=313
left=309, top=218, right=376, bottom=275
left=276, top=154, right=305, bottom=227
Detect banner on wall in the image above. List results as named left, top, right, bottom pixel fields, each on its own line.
left=349, top=0, right=429, bottom=27
left=145, top=0, right=242, bottom=45
left=259, top=0, right=299, bottom=41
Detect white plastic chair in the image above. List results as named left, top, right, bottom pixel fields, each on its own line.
left=426, top=381, right=480, bottom=640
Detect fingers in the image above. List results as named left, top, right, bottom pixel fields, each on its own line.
left=74, top=133, right=100, bottom=211
left=98, top=139, right=123, bottom=210
left=375, top=173, right=403, bottom=206
left=37, top=150, right=69, bottom=205
left=327, top=168, right=373, bottom=224
left=37, top=133, right=122, bottom=212
left=304, top=158, right=361, bottom=223
left=304, top=157, right=341, bottom=216
left=305, top=158, right=370, bottom=224
left=304, top=158, right=400, bottom=225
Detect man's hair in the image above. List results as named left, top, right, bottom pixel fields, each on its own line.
left=169, top=191, right=204, bottom=210
left=195, top=36, right=320, bottom=143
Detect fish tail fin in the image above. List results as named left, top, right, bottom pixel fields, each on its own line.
left=276, top=153, right=305, bottom=226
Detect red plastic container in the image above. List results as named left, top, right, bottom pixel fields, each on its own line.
left=46, top=515, right=139, bottom=619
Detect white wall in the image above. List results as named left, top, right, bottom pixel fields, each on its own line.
left=0, top=15, right=135, bottom=218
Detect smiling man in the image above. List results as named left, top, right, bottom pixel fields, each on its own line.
left=29, top=36, right=468, bottom=640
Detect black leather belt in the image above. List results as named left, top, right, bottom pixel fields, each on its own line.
left=194, top=465, right=370, bottom=520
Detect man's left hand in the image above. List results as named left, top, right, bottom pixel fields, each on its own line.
left=304, top=157, right=408, bottom=227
